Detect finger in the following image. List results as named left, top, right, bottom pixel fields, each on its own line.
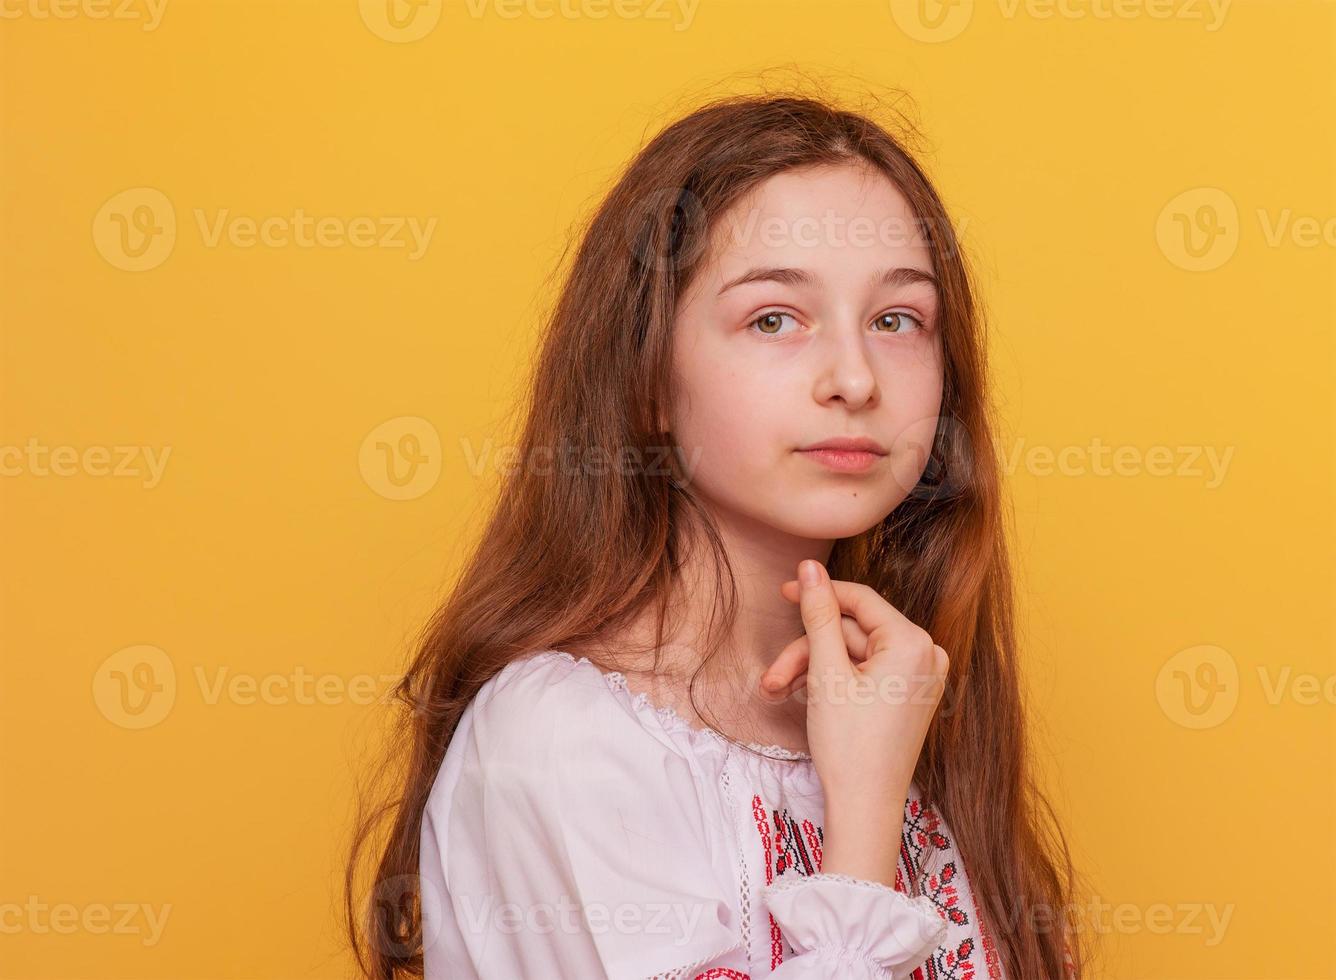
left=763, top=665, right=809, bottom=704
left=843, top=618, right=871, bottom=661
left=796, top=560, right=852, bottom=684
left=778, top=579, right=876, bottom=663
left=783, top=576, right=923, bottom=655
left=760, top=634, right=807, bottom=701
left=762, top=617, right=870, bottom=696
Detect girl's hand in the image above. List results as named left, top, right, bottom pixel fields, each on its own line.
left=760, top=583, right=869, bottom=701
left=765, top=559, right=949, bottom=808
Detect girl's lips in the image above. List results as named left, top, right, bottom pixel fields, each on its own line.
left=796, top=448, right=884, bottom=473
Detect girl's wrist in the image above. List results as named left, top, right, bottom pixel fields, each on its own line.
left=820, top=800, right=907, bottom=888
left=821, top=774, right=911, bottom=815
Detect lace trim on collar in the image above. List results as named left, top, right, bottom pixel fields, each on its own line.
left=538, top=649, right=814, bottom=763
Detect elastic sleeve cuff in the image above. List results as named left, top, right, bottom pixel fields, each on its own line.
left=760, top=872, right=948, bottom=977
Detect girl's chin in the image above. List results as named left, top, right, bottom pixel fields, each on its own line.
left=762, top=502, right=891, bottom=540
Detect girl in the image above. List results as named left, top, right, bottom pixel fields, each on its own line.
left=346, top=91, right=1086, bottom=980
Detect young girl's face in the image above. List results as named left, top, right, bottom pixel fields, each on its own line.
left=668, top=161, right=945, bottom=541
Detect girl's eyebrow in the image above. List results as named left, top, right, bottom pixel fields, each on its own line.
left=717, top=265, right=940, bottom=297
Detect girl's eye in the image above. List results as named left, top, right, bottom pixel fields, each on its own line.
left=750, top=311, right=801, bottom=337
left=749, top=310, right=925, bottom=337
left=872, top=311, right=924, bottom=333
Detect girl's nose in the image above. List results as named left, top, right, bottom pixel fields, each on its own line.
left=811, top=324, right=878, bottom=409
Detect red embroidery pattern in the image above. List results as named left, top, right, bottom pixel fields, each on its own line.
left=801, top=818, right=822, bottom=871
left=773, top=807, right=823, bottom=878
left=750, top=794, right=830, bottom=970
left=750, top=794, right=783, bottom=971
left=693, top=971, right=749, bottom=979
left=743, top=790, right=995, bottom=980
left=902, top=797, right=1001, bottom=980
left=967, top=871, right=1003, bottom=980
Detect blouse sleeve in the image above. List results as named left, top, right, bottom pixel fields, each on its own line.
left=419, top=654, right=949, bottom=980
left=762, top=872, right=949, bottom=979
left=419, top=655, right=747, bottom=979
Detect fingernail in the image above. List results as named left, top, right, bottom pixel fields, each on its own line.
left=799, top=560, right=821, bottom=587
left=763, top=674, right=782, bottom=691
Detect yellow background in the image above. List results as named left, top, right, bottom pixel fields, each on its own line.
left=2, top=0, right=1333, bottom=977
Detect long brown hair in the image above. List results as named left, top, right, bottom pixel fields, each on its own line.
left=345, top=86, right=1093, bottom=980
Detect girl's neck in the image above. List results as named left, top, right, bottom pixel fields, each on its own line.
left=571, top=607, right=811, bottom=757
left=566, top=513, right=828, bottom=752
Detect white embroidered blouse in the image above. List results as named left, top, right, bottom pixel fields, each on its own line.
left=420, top=649, right=1005, bottom=980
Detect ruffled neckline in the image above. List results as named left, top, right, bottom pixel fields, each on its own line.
left=537, top=649, right=814, bottom=764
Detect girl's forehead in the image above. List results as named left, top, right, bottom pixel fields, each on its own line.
left=700, top=164, right=929, bottom=267
left=725, top=162, right=918, bottom=224
left=696, top=174, right=934, bottom=293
